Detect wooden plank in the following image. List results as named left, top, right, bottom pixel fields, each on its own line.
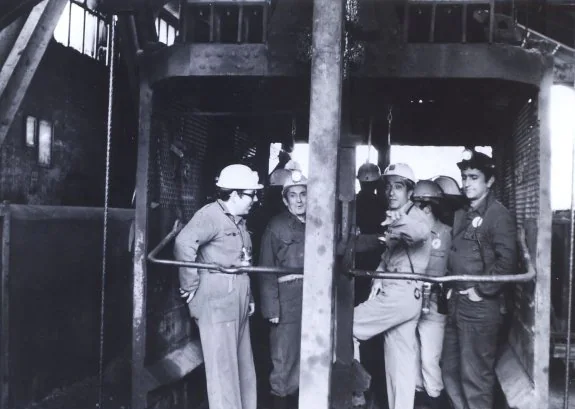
left=0, top=0, right=68, bottom=147
left=0, top=205, right=11, bottom=409
left=131, top=80, right=153, bottom=409
left=299, top=0, right=344, bottom=407
left=533, top=60, right=554, bottom=409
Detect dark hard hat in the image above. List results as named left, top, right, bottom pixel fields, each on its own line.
left=269, top=168, right=292, bottom=186
left=357, top=163, right=381, bottom=182
left=457, top=149, right=495, bottom=174
left=431, top=175, right=463, bottom=197
left=412, top=180, right=443, bottom=202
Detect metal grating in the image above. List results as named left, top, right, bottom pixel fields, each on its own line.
left=151, top=96, right=211, bottom=223
left=504, top=96, right=540, bottom=381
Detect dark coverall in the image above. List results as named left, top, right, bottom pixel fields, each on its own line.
left=442, top=191, right=517, bottom=409
left=259, top=210, right=305, bottom=398
left=174, top=200, right=257, bottom=409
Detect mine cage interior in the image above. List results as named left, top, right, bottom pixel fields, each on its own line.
left=133, top=73, right=550, bottom=409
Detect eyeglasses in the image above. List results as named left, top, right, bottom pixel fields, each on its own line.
left=241, top=191, right=258, bottom=200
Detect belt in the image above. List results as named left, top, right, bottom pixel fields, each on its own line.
left=278, top=274, right=303, bottom=283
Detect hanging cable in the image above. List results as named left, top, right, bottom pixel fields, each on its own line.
left=563, top=80, right=575, bottom=409
left=99, top=15, right=117, bottom=409
left=366, top=116, right=373, bottom=163
left=387, top=106, right=393, bottom=147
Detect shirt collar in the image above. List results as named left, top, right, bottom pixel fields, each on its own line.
left=465, top=190, right=494, bottom=217
left=216, top=199, right=243, bottom=225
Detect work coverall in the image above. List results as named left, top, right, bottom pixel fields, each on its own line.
left=174, top=200, right=257, bottom=409
left=442, top=192, right=517, bottom=409
left=353, top=201, right=432, bottom=409
left=259, top=210, right=305, bottom=398
left=416, top=220, right=451, bottom=398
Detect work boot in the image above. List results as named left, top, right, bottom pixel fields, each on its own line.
left=272, top=394, right=289, bottom=409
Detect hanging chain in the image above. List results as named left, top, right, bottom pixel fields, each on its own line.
left=99, top=15, right=117, bottom=409
left=387, top=106, right=393, bottom=147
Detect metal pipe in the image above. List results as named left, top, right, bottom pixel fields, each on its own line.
left=149, top=221, right=535, bottom=286
left=147, top=223, right=302, bottom=275
left=563, top=85, right=575, bottom=409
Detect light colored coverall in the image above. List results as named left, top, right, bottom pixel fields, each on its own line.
left=259, top=210, right=305, bottom=398
left=442, top=191, right=517, bottom=409
left=415, top=220, right=451, bottom=398
left=174, top=200, right=257, bottom=409
left=353, top=201, right=432, bottom=409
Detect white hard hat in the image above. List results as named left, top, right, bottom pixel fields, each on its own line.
left=282, top=170, right=308, bottom=194
left=216, top=164, right=263, bottom=190
left=382, top=163, right=416, bottom=184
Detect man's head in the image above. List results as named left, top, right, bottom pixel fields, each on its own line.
left=412, top=180, right=444, bottom=221
left=215, top=164, right=263, bottom=216
left=282, top=171, right=307, bottom=220
left=456, top=150, right=495, bottom=203
left=382, top=163, right=416, bottom=210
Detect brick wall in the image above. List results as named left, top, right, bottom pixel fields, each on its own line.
left=0, top=40, right=136, bottom=207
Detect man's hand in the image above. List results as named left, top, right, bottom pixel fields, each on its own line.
left=179, top=288, right=196, bottom=304
left=381, top=209, right=404, bottom=227
left=249, top=302, right=255, bottom=316
left=368, top=279, right=385, bottom=300
left=269, top=317, right=279, bottom=324
left=460, top=287, right=484, bottom=302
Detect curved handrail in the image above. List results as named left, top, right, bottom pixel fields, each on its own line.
left=148, top=222, right=536, bottom=283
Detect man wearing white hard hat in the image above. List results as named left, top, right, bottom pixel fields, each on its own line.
left=174, top=163, right=263, bottom=409
left=259, top=169, right=307, bottom=409
left=353, top=163, right=432, bottom=409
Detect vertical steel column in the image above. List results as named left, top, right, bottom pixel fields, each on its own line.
left=0, top=204, right=11, bottom=409
left=535, top=64, right=553, bottom=409
left=299, top=0, right=345, bottom=408
left=131, top=80, right=154, bottom=409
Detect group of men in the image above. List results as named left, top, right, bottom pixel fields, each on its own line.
left=173, top=148, right=518, bottom=409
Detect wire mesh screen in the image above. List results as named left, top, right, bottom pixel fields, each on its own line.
left=150, top=95, right=211, bottom=223
left=501, top=97, right=539, bottom=381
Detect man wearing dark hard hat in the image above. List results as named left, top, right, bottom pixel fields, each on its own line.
left=442, top=150, right=517, bottom=409
left=259, top=169, right=307, bottom=409
left=353, top=163, right=432, bottom=409
left=174, top=163, right=263, bottom=409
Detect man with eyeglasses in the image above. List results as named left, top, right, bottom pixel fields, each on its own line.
left=174, top=163, right=263, bottom=409
left=259, top=170, right=307, bottom=409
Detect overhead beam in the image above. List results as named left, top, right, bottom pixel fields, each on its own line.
left=298, top=0, right=345, bottom=408
left=0, top=0, right=43, bottom=32
left=0, top=16, right=26, bottom=68
left=0, top=0, right=68, bottom=147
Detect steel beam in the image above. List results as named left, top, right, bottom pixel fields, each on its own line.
left=0, top=16, right=26, bottom=69
left=0, top=204, right=11, bottom=409
left=298, top=0, right=344, bottom=408
left=132, top=79, right=153, bottom=409
left=0, top=0, right=68, bottom=147
left=140, top=43, right=546, bottom=87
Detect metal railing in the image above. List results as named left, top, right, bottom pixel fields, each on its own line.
left=148, top=222, right=535, bottom=284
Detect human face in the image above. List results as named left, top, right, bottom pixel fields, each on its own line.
left=461, top=168, right=493, bottom=203
left=235, top=190, right=259, bottom=216
left=384, top=175, right=411, bottom=210
left=282, top=185, right=307, bottom=218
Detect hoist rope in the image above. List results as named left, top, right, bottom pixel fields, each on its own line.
left=366, top=116, right=373, bottom=163
left=387, top=106, right=392, bottom=147
left=99, top=15, right=117, bottom=409
left=563, top=82, right=575, bottom=409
